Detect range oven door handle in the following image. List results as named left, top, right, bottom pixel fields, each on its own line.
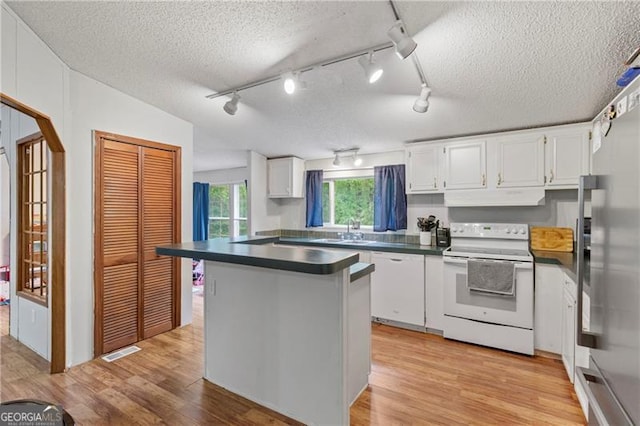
left=443, top=257, right=532, bottom=269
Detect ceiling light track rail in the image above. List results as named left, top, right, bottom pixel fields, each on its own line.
left=388, top=0, right=429, bottom=88
left=205, top=42, right=394, bottom=101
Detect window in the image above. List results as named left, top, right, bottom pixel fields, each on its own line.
left=17, top=133, right=49, bottom=305
left=322, top=177, right=374, bottom=227
left=209, top=183, right=247, bottom=237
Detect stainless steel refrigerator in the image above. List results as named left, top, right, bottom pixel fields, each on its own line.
left=576, top=76, right=640, bottom=425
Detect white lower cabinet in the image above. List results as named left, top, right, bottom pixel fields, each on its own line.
left=534, top=264, right=563, bottom=353
left=562, top=284, right=576, bottom=383
left=425, top=256, right=444, bottom=331
left=371, top=252, right=425, bottom=327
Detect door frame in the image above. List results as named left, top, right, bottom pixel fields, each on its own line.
left=93, top=131, right=182, bottom=357
left=1, top=93, right=66, bottom=374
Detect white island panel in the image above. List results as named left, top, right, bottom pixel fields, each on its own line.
left=204, top=261, right=351, bottom=425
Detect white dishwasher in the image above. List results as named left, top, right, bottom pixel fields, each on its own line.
left=370, top=252, right=425, bottom=329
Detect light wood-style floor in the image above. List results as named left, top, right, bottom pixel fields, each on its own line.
left=0, top=292, right=585, bottom=425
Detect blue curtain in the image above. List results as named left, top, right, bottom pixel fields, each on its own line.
left=193, top=182, right=210, bottom=241
left=374, top=165, right=407, bottom=232
left=305, top=170, right=323, bottom=227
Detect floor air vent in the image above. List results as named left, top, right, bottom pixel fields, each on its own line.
left=101, top=345, right=141, bottom=362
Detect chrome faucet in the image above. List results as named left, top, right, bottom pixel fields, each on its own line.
left=344, top=218, right=362, bottom=240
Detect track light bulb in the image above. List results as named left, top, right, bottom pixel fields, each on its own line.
left=358, top=52, right=383, bottom=84
left=413, top=86, right=431, bottom=113
left=223, top=92, right=240, bottom=115
left=388, top=20, right=417, bottom=59
left=333, top=154, right=341, bottom=167
left=283, top=72, right=296, bottom=95
left=353, top=153, right=363, bottom=167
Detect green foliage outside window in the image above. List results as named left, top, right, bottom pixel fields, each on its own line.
left=208, top=184, right=247, bottom=237
left=322, top=182, right=330, bottom=223
left=323, top=178, right=374, bottom=226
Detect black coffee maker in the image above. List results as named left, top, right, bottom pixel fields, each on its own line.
left=436, top=228, right=451, bottom=248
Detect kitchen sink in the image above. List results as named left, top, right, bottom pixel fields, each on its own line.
left=310, top=238, right=374, bottom=245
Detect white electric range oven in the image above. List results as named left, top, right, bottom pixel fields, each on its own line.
left=442, top=223, right=534, bottom=355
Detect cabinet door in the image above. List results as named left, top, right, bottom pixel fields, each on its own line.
left=444, top=140, right=487, bottom=189
left=371, top=252, right=424, bottom=327
left=141, top=147, right=177, bottom=339
left=268, top=159, right=292, bottom=197
left=406, top=145, right=441, bottom=193
left=495, top=134, right=545, bottom=187
left=534, top=264, right=563, bottom=353
left=545, top=128, right=590, bottom=187
left=425, top=256, right=444, bottom=331
left=562, top=287, right=576, bottom=383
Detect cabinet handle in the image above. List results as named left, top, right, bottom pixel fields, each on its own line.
left=549, top=170, right=554, bottom=183
left=390, top=258, right=403, bottom=262
left=497, top=173, right=502, bottom=185
left=481, top=174, right=486, bottom=186
left=433, top=177, right=437, bottom=188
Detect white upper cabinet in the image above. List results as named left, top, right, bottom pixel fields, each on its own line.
left=545, top=126, right=590, bottom=187
left=267, top=157, right=305, bottom=198
left=406, top=144, right=442, bottom=193
left=494, top=133, right=545, bottom=188
left=444, top=140, right=487, bottom=190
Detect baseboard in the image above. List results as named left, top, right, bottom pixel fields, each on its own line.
left=534, top=349, right=562, bottom=360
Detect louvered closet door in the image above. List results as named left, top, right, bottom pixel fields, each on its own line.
left=141, top=147, right=175, bottom=339
left=100, top=140, right=140, bottom=353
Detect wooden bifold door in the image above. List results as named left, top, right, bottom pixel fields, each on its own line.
left=94, top=131, right=181, bottom=356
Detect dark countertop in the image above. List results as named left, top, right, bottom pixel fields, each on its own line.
left=157, top=236, right=360, bottom=275
left=350, top=262, right=375, bottom=282
left=277, top=237, right=448, bottom=256
left=532, top=250, right=590, bottom=288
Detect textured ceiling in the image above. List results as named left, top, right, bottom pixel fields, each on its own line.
left=7, top=1, right=640, bottom=171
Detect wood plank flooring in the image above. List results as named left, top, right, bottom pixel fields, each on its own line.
left=0, top=292, right=585, bottom=425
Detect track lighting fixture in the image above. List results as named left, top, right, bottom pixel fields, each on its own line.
left=223, top=92, right=240, bottom=115
left=283, top=72, right=296, bottom=95
left=358, top=51, right=383, bottom=84
left=206, top=1, right=431, bottom=117
left=387, top=20, right=417, bottom=59
left=413, top=86, right=431, bottom=113
left=332, top=148, right=362, bottom=167
left=353, top=151, right=363, bottom=167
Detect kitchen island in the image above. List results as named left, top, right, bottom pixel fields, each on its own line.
left=156, top=237, right=374, bottom=425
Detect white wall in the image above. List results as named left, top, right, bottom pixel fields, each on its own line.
left=247, top=151, right=280, bottom=234
left=1, top=4, right=65, bottom=358
left=69, top=70, right=193, bottom=366
left=2, top=4, right=194, bottom=368
left=194, top=166, right=247, bottom=185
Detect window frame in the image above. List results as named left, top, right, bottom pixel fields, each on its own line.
left=208, top=182, right=248, bottom=238
left=17, top=132, right=49, bottom=307
left=322, top=175, right=374, bottom=229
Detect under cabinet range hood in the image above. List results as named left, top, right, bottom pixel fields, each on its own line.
left=444, top=188, right=545, bottom=207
